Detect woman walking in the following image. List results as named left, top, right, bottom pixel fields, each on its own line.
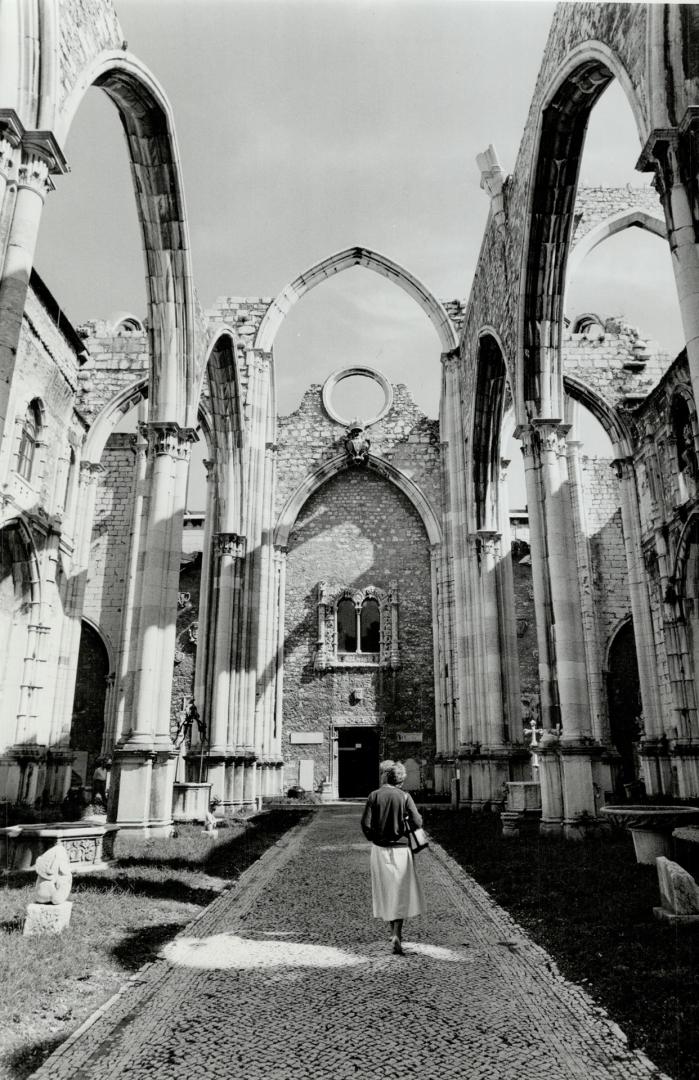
left=361, top=762, right=424, bottom=954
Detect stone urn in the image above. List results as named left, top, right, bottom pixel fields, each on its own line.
left=600, top=805, right=699, bottom=864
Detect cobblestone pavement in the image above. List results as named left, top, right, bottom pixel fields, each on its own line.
left=32, top=808, right=670, bottom=1080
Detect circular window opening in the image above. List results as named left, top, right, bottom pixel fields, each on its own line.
left=322, top=366, right=393, bottom=427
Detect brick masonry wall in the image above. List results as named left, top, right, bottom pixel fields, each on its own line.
left=82, top=434, right=136, bottom=660
left=283, top=468, right=435, bottom=790
left=580, top=456, right=631, bottom=654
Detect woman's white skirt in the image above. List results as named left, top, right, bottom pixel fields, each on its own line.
left=370, top=844, right=424, bottom=921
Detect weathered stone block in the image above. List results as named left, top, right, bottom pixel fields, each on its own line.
left=23, top=901, right=73, bottom=936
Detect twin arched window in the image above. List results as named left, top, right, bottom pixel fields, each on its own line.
left=315, top=583, right=398, bottom=670
left=16, top=401, right=41, bottom=482
left=337, top=596, right=381, bottom=654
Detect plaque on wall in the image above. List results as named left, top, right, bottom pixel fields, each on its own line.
left=289, top=732, right=324, bottom=744
left=397, top=732, right=423, bottom=743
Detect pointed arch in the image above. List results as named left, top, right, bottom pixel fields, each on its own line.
left=563, top=374, right=633, bottom=456
left=567, top=208, right=667, bottom=281
left=255, top=246, right=458, bottom=355
left=472, top=331, right=510, bottom=532
left=520, top=43, right=649, bottom=420
left=274, top=454, right=442, bottom=549
left=57, top=52, right=196, bottom=426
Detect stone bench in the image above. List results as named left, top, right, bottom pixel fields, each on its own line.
left=0, top=820, right=119, bottom=874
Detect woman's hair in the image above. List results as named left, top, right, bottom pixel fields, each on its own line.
left=385, top=762, right=406, bottom=786
left=379, top=759, right=395, bottom=777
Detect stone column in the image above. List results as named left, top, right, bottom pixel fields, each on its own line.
left=192, top=459, right=216, bottom=713
left=638, top=123, right=699, bottom=421
left=109, top=429, right=148, bottom=748
left=206, top=530, right=246, bottom=803
left=612, top=456, right=665, bottom=791
left=269, top=543, right=287, bottom=795
left=566, top=439, right=606, bottom=742
left=496, top=458, right=523, bottom=747
left=0, top=124, right=67, bottom=476
left=518, top=421, right=597, bottom=836
left=110, top=422, right=195, bottom=835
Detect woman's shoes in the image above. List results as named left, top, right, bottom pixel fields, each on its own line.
left=391, top=936, right=405, bottom=955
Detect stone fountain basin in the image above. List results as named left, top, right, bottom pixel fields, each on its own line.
left=600, top=805, right=699, bottom=864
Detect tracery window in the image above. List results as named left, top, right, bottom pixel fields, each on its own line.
left=314, top=582, right=399, bottom=670
left=16, top=401, right=41, bottom=482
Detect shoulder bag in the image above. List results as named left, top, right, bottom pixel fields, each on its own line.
left=403, top=792, right=429, bottom=853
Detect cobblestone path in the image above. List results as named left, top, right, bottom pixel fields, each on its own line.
left=33, top=807, right=669, bottom=1080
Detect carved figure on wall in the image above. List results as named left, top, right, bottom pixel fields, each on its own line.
left=344, top=420, right=370, bottom=465
left=34, top=842, right=73, bottom=904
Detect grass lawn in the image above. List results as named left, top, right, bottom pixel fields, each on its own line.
left=0, top=809, right=309, bottom=1080
left=424, top=808, right=699, bottom=1080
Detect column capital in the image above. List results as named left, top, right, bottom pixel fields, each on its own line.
left=440, top=347, right=460, bottom=368
left=145, top=422, right=198, bottom=459
left=215, top=531, right=246, bottom=559
left=472, top=529, right=501, bottom=559
left=610, top=455, right=635, bottom=480
left=247, top=349, right=273, bottom=372
left=78, top=460, right=105, bottom=483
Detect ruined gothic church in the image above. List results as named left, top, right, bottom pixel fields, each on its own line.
left=1, top=2, right=699, bottom=839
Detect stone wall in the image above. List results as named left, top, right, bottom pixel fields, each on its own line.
left=283, top=467, right=435, bottom=792
left=82, top=433, right=136, bottom=661
left=580, top=456, right=630, bottom=653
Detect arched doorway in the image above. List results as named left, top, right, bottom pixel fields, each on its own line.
left=69, top=621, right=110, bottom=788
left=606, top=621, right=642, bottom=792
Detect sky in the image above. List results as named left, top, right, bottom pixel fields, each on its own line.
left=33, top=0, right=685, bottom=507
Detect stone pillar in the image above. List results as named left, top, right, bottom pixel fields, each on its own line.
left=271, top=544, right=287, bottom=795
left=0, top=122, right=67, bottom=474
left=192, top=459, right=215, bottom=712
left=638, top=122, right=699, bottom=423
left=518, top=421, right=597, bottom=835
left=110, top=422, right=195, bottom=835
left=206, top=530, right=246, bottom=803
left=496, top=458, right=523, bottom=749
left=109, top=428, right=148, bottom=748
left=613, top=456, right=665, bottom=793
left=566, top=439, right=606, bottom=743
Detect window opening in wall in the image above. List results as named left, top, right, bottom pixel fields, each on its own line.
left=360, top=597, right=380, bottom=652
left=337, top=597, right=357, bottom=652
left=17, top=401, right=40, bottom=481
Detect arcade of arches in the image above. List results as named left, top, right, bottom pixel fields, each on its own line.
left=3, top=3, right=699, bottom=838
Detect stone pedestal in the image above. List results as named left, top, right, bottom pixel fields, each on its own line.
left=24, top=901, right=72, bottom=936
left=500, top=781, right=542, bottom=838
left=172, top=782, right=212, bottom=823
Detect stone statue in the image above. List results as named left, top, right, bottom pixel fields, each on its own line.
left=344, top=420, right=370, bottom=465
left=34, top=842, right=73, bottom=905
left=655, top=856, right=699, bottom=921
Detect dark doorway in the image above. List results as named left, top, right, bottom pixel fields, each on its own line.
left=70, top=621, right=109, bottom=784
left=337, top=727, right=379, bottom=798
left=607, top=621, right=642, bottom=790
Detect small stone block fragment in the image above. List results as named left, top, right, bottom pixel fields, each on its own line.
left=23, top=901, right=73, bottom=936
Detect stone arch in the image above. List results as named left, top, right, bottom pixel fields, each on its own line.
left=69, top=618, right=112, bottom=779
left=521, top=44, right=648, bottom=420
left=108, top=312, right=145, bottom=335
left=606, top=616, right=642, bottom=788
left=567, top=209, right=667, bottom=282
left=274, top=453, right=442, bottom=549
left=201, top=329, right=245, bottom=532
left=254, top=246, right=458, bottom=355
left=563, top=374, right=633, bottom=456
left=472, top=331, right=510, bottom=531
left=56, top=53, right=195, bottom=426
left=85, top=378, right=217, bottom=469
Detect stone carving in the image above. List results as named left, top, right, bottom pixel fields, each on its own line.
left=654, top=856, right=699, bottom=923
left=344, top=420, right=370, bottom=465
left=34, top=842, right=73, bottom=904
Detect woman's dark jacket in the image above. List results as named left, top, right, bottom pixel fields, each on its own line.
left=361, top=783, right=423, bottom=846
